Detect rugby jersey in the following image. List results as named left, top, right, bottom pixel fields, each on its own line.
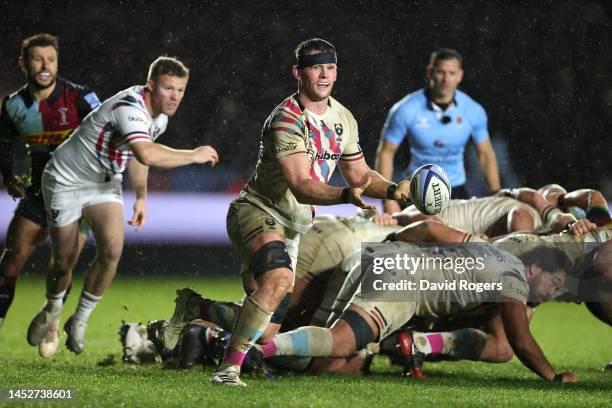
left=0, top=78, right=99, bottom=189
left=44, top=86, right=166, bottom=186
left=243, top=95, right=363, bottom=233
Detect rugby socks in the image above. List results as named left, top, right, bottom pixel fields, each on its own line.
left=260, top=326, right=334, bottom=358
left=219, top=296, right=272, bottom=370
left=63, top=281, right=73, bottom=304
left=73, top=291, right=101, bottom=324
left=44, top=289, right=67, bottom=314
left=413, top=328, right=487, bottom=360
left=0, top=276, right=17, bottom=319
left=200, top=300, right=241, bottom=332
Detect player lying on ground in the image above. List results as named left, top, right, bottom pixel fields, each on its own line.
left=376, top=184, right=608, bottom=238
left=256, top=243, right=578, bottom=383
left=26, top=56, right=219, bottom=357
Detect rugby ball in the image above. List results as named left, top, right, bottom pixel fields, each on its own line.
left=409, top=164, right=451, bottom=215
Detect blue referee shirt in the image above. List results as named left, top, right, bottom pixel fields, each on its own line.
left=381, top=88, right=489, bottom=187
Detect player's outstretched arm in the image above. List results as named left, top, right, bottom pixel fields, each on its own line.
left=498, top=299, right=576, bottom=382
left=131, top=142, right=218, bottom=169
left=339, top=157, right=411, bottom=206
left=279, top=152, right=374, bottom=209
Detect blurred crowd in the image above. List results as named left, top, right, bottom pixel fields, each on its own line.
left=1, top=0, right=610, bottom=194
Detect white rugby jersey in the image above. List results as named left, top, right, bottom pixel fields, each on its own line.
left=44, top=86, right=167, bottom=185
left=438, top=196, right=543, bottom=235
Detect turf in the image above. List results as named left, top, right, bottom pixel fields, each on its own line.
left=1, top=274, right=611, bottom=407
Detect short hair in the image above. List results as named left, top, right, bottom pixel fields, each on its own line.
left=21, top=33, right=59, bottom=60
left=295, top=38, right=336, bottom=60
left=147, top=56, right=190, bottom=82
left=429, top=48, right=463, bottom=68
left=518, top=245, right=572, bottom=274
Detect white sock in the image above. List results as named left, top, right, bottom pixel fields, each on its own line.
left=73, top=291, right=101, bottom=324
left=44, top=290, right=67, bottom=314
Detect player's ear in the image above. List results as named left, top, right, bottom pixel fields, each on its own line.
left=292, top=65, right=301, bottom=81
left=425, top=65, right=433, bottom=78
left=145, top=79, right=154, bottom=92
left=457, top=68, right=464, bottom=84
left=18, top=56, right=27, bottom=72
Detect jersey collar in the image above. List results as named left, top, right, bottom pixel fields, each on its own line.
left=424, top=87, right=457, bottom=112
left=22, top=77, right=65, bottom=108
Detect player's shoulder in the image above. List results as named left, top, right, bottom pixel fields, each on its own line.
left=3, top=85, right=28, bottom=107
left=58, top=77, right=90, bottom=93
left=456, top=89, right=486, bottom=113
left=270, top=95, right=303, bottom=120
left=388, top=88, right=425, bottom=118
left=109, top=86, right=148, bottom=113
left=329, top=96, right=357, bottom=123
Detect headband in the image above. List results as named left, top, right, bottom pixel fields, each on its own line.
left=296, top=52, right=337, bottom=69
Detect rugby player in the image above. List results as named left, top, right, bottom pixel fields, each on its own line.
left=376, top=219, right=609, bottom=374
left=258, top=243, right=578, bottom=382
left=207, top=38, right=411, bottom=386
left=0, top=34, right=100, bottom=357
left=162, top=212, right=398, bottom=353
left=26, top=56, right=219, bottom=356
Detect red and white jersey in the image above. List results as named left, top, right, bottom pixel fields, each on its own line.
left=44, top=86, right=167, bottom=186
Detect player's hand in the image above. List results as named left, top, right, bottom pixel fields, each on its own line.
left=348, top=177, right=376, bottom=210
left=383, top=199, right=401, bottom=215
left=557, top=372, right=577, bottom=383
left=5, top=177, right=25, bottom=200
left=193, top=145, right=219, bottom=167
left=372, top=213, right=398, bottom=226
left=569, top=219, right=596, bottom=236
left=392, top=178, right=412, bottom=207
left=128, top=198, right=147, bottom=229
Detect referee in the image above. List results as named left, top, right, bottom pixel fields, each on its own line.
left=376, top=48, right=500, bottom=213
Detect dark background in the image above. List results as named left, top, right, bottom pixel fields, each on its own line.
left=1, top=0, right=610, bottom=192
left=0, top=0, right=610, bottom=275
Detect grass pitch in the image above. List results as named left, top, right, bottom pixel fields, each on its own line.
left=1, top=274, right=611, bottom=407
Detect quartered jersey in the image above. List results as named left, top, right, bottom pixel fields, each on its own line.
left=44, top=86, right=167, bottom=186
left=0, top=78, right=99, bottom=189
left=242, top=95, right=363, bottom=233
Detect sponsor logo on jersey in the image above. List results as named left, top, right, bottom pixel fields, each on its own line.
left=308, top=149, right=341, bottom=161
left=275, top=142, right=298, bottom=154
left=129, top=116, right=145, bottom=123
left=415, top=116, right=430, bottom=128
left=84, top=92, right=101, bottom=109
left=25, top=130, right=73, bottom=145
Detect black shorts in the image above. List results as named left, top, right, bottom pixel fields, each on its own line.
left=14, top=188, right=48, bottom=228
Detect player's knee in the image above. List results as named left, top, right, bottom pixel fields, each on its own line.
left=495, top=343, right=514, bottom=363
left=250, top=240, right=293, bottom=288
left=259, top=323, right=281, bottom=343
left=334, top=310, right=375, bottom=358
left=97, top=243, right=124, bottom=264
left=0, top=250, right=28, bottom=277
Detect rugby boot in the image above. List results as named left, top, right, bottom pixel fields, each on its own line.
left=163, top=288, right=206, bottom=351
left=397, top=331, right=428, bottom=379
left=64, top=315, right=87, bottom=354
left=210, top=365, right=247, bottom=386
left=27, top=307, right=60, bottom=347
